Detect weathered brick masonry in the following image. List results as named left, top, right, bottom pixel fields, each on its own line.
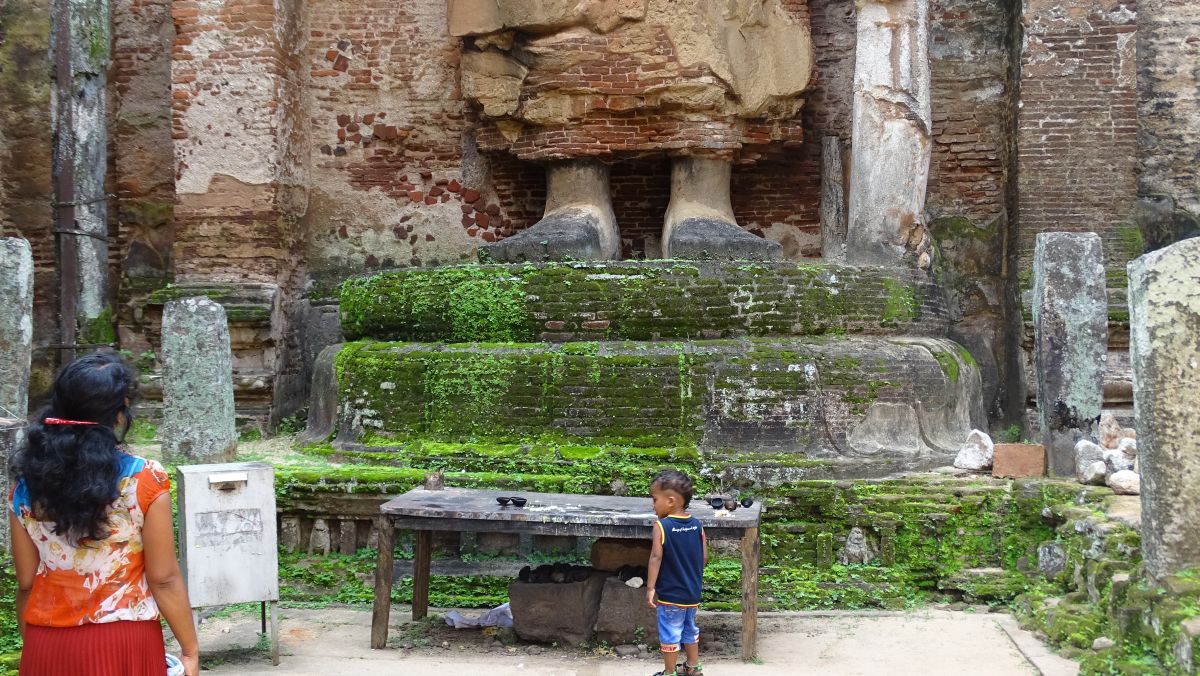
left=0, top=0, right=1186, bottom=428
left=1018, top=0, right=1140, bottom=271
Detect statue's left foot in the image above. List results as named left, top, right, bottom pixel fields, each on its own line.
left=661, top=156, right=783, bottom=261
left=665, top=217, right=783, bottom=261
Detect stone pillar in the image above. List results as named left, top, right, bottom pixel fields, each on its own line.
left=53, top=0, right=111, bottom=321
left=820, top=136, right=847, bottom=261
left=1129, top=238, right=1200, bottom=578
left=161, top=297, right=237, bottom=463
left=0, top=238, right=34, bottom=555
left=846, top=0, right=932, bottom=267
left=1032, top=232, right=1107, bottom=477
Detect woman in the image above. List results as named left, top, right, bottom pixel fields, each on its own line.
left=8, top=352, right=199, bottom=675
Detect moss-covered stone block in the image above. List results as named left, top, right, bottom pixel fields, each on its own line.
left=339, top=261, right=950, bottom=342
left=333, top=337, right=982, bottom=473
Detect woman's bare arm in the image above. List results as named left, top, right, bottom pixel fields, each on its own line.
left=143, top=494, right=199, bottom=673
left=9, top=513, right=38, bottom=637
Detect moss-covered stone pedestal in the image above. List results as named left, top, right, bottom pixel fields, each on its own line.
left=318, top=261, right=985, bottom=477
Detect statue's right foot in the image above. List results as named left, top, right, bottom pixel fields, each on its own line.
left=480, top=208, right=612, bottom=263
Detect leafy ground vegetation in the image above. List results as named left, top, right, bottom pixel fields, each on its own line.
left=2, top=433, right=1194, bottom=675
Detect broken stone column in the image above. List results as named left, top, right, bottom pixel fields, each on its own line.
left=0, top=237, right=34, bottom=556
left=1128, top=237, right=1200, bottom=578
left=160, top=297, right=237, bottom=463
left=481, top=158, right=619, bottom=263
left=846, top=0, right=933, bottom=267
left=663, top=156, right=782, bottom=260
left=52, top=0, right=110, bottom=321
left=820, top=136, right=847, bottom=261
left=1032, top=232, right=1108, bottom=477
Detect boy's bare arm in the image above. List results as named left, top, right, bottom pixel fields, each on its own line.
left=647, top=522, right=664, bottom=608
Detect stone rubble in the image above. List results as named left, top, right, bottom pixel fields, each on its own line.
left=954, top=429, right=995, bottom=471
left=1107, top=470, right=1141, bottom=496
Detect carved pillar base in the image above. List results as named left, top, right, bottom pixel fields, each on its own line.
left=662, top=157, right=782, bottom=261
left=481, top=159, right=619, bottom=263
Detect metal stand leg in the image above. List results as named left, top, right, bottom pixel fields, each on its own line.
left=269, top=600, right=280, bottom=666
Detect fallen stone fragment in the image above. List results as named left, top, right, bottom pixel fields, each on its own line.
left=954, top=429, right=995, bottom=471
left=1107, top=470, right=1141, bottom=495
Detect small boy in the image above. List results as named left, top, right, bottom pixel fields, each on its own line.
left=646, top=469, right=708, bottom=676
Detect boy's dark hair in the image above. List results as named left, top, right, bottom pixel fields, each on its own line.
left=651, top=469, right=694, bottom=508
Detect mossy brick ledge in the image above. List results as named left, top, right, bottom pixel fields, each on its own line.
left=338, top=261, right=950, bottom=343
left=145, top=282, right=277, bottom=326
left=330, top=337, right=982, bottom=473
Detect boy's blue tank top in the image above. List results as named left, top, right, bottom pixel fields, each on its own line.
left=655, top=514, right=705, bottom=606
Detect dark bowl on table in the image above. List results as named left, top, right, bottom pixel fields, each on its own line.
left=496, top=497, right=511, bottom=506
left=511, top=497, right=528, bottom=507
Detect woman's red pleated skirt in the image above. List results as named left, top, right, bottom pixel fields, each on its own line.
left=19, top=620, right=167, bottom=676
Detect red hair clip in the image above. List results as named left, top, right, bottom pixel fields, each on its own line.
left=44, top=418, right=98, bottom=426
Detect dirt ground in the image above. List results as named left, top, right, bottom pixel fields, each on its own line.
left=181, top=604, right=1079, bottom=676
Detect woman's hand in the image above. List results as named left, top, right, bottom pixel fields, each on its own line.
left=646, top=588, right=656, bottom=609
left=181, top=651, right=200, bottom=676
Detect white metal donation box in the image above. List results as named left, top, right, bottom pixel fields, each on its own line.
left=177, top=461, right=280, bottom=665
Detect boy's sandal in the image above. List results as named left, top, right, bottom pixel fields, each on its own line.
left=678, top=664, right=704, bottom=676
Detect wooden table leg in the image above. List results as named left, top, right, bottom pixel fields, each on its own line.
left=412, top=529, right=432, bottom=620
left=740, top=527, right=760, bottom=662
left=370, top=516, right=396, bottom=649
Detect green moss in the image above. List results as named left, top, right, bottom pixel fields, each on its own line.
left=930, top=216, right=996, bottom=242
left=81, top=306, right=116, bottom=345
left=337, top=262, right=931, bottom=342
left=931, top=347, right=961, bottom=384
left=341, top=266, right=528, bottom=342
left=1116, top=223, right=1145, bottom=261
left=0, top=564, right=20, bottom=668
left=880, top=279, right=919, bottom=326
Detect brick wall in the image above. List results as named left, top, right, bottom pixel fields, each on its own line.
left=1018, top=0, right=1140, bottom=270
left=171, top=0, right=300, bottom=283
left=302, top=0, right=480, bottom=280
left=111, top=0, right=176, bottom=354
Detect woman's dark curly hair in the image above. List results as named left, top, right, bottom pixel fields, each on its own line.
left=10, top=352, right=139, bottom=542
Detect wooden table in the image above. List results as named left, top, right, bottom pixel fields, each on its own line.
left=370, top=487, right=764, bottom=660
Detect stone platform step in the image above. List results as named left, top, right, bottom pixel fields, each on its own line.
left=339, top=261, right=949, bottom=342
left=320, top=336, right=984, bottom=475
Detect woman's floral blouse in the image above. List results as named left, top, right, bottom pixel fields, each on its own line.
left=9, top=453, right=171, bottom=627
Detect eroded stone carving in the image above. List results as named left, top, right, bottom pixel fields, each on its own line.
left=452, top=0, right=813, bottom=261
left=160, top=297, right=238, bottom=463
left=837, top=527, right=877, bottom=565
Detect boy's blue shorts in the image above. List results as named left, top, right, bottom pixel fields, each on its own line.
left=657, top=603, right=699, bottom=652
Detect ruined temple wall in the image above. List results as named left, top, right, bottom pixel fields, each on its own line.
left=1017, top=0, right=1140, bottom=272
left=171, top=0, right=296, bottom=283
left=112, top=0, right=176, bottom=355
left=300, top=0, right=479, bottom=284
